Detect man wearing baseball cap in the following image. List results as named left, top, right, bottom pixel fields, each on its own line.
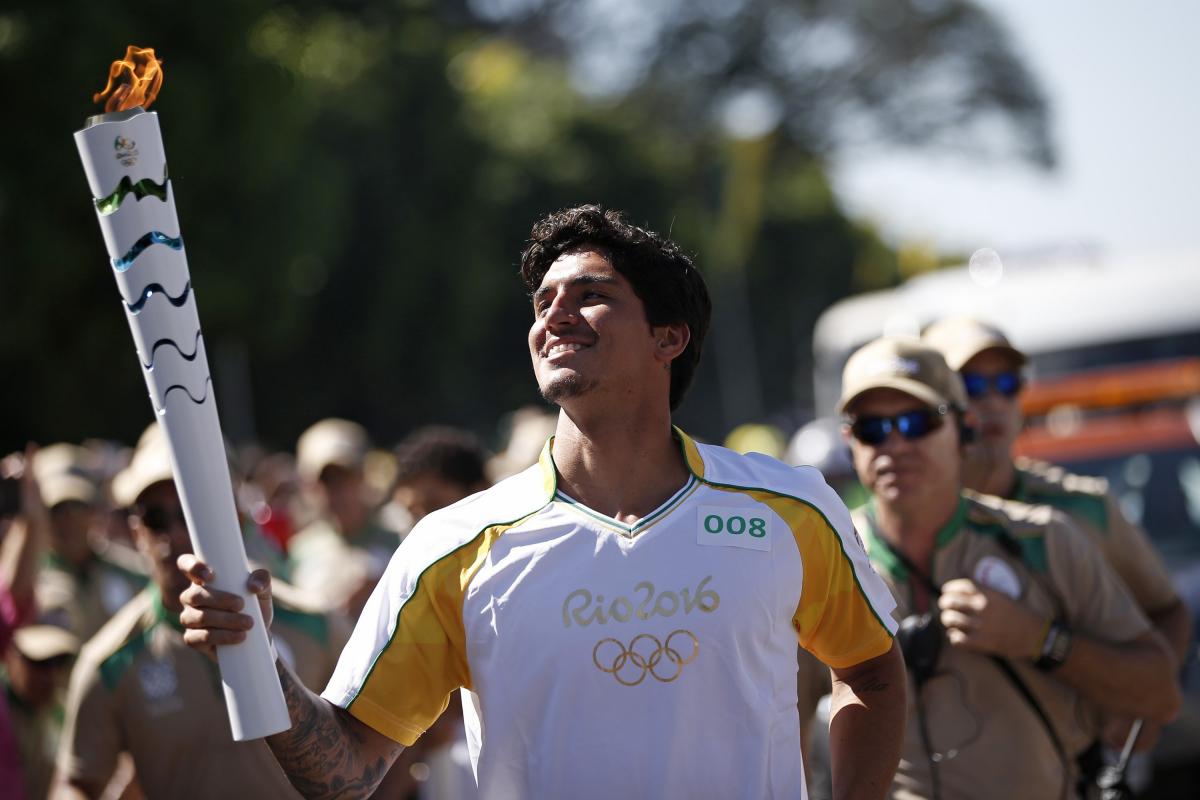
left=55, top=427, right=348, bottom=799
left=288, top=418, right=404, bottom=616
left=924, top=317, right=1192, bottom=752
left=832, top=336, right=1179, bottom=799
left=33, top=444, right=146, bottom=642
left=4, top=624, right=79, bottom=799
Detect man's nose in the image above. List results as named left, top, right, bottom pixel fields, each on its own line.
left=544, top=294, right=579, bottom=329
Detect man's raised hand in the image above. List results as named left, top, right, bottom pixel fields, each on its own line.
left=177, top=554, right=273, bottom=658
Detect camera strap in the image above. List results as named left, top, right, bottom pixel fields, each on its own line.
left=866, top=513, right=1070, bottom=792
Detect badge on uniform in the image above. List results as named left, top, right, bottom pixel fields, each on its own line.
left=696, top=507, right=771, bottom=551
left=973, top=555, right=1022, bottom=599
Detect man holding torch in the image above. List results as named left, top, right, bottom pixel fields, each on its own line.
left=180, top=206, right=907, bottom=798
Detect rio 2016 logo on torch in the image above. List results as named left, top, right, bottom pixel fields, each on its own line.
left=114, top=135, right=138, bottom=166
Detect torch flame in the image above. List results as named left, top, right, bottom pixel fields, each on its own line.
left=93, top=46, right=163, bottom=113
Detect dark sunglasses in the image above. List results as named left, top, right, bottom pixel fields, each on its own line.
left=961, top=371, right=1023, bottom=399
left=139, top=505, right=187, bottom=534
left=848, top=406, right=948, bottom=445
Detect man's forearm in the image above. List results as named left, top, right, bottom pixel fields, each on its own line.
left=1148, top=599, right=1193, bottom=667
left=828, top=642, right=907, bottom=800
left=267, top=660, right=402, bottom=800
left=1056, top=631, right=1181, bottom=722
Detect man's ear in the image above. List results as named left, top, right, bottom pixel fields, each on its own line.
left=839, top=423, right=854, bottom=445
left=651, top=322, right=690, bottom=364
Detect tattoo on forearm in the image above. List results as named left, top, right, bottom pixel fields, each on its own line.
left=267, top=662, right=397, bottom=799
left=857, top=677, right=890, bottom=694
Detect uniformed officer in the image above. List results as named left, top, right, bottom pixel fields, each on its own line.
left=836, top=336, right=1179, bottom=800
left=32, top=444, right=146, bottom=642
left=54, top=427, right=347, bottom=799
left=924, top=316, right=1192, bottom=752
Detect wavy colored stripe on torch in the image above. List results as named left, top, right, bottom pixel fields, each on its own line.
left=141, top=330, right=202, bottom=370
left=96, top=171, right=169, bottom=215
left=126, top=281, right=191, bottom=314
left=111, top=231, right=183, bottom=272
left=157, top=375, right=212, bottom=408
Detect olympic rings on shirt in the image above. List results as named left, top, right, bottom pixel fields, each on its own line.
left=592, top=630, right=699, bottom=686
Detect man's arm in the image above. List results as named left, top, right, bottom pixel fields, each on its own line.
left=0, top=446, right=49, bottom=608
left=177, top=556, right=404, bottom=800
left=827, top=640, right=906, bottom=800
left=939, top=579, right=1181, bottom=722
left=1147, top=596, right=1193, bottom=667
left=267, top=658, right=403, bottom=799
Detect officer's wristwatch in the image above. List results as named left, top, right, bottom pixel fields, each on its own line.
left=1035, top=622, right=1073, bottom=671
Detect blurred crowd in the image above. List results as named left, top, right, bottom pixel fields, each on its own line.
left=0, top=407, right=557, bottom=800
left=1, top=316, right=1193, bottom=800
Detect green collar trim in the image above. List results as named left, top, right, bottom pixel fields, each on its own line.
left=555, top=475, right=698, bottom=537
left=862, top=496, right=970, bottom=582
left=149, top=583, right=185, bottom=634
left=1009, top=468, right=1028, bottom=503
left=544, top=427, right=700, bottom=537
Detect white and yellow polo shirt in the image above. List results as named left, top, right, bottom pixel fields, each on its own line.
left=322, top=429, right=897, bottom=799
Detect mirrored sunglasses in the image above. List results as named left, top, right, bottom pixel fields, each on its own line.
left=961, top=371, right=1023, bottom=399
left=848, top=406, right=948, bottom=445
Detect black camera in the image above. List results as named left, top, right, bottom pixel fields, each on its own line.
left=897, top=612, right=945, bottom=686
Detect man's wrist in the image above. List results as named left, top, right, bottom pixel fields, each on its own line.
left=1031, top=616, right=1053, bottom=659
left=1035, top=621, right=1073, bottom=670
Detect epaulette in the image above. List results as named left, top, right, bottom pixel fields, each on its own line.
left=84, top=591, right=156, bottom=690
left=1014, top=458, right=1109, bottom=533
left=964, top=494, right=1054, bottom=573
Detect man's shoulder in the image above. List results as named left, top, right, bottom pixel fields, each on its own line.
left=965, top=492, right=1097, bottom=576
left=1015, top=458, right=1111, bottom=530
left=692, top=440, right=843, bottom=514
left=76, top=590, right=156, bottom=691
left=966, top=491, right=1057, bottom=534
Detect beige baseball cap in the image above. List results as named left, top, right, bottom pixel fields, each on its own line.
left=34, top=443, right=99, bottom=508
left=12, top=624, right=81, bottom=662
left=296, top=418, right=369, bottom=483
left=838, top=337, right=968, bottom=414
left=112, top=423, right=175, bottom=507
left=922, top=316, right=1028, bottom=371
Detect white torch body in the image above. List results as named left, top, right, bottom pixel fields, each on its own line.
left=75, top=108, right=290, bottom=741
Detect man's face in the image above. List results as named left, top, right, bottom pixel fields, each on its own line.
left=318, top=464, right=369, bottom=534
left=393, top=473, right=475, bottom=523
left=528, top=249, right=665, bottom=408
left=959, top=348, right=1024, bottom=461
left=844, top=388, right=962, bottom=512
left=130, top=481, right=192, bottom=606
left=3, top=648, right=68, bottom=707
left=49, top=500, right=97, bottom=566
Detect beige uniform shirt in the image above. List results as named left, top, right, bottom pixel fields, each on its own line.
left=58, top=587, right=345, bottom=798
left=1009, top=457, right=1178, bottom=615
left=853, top=495, right=1150, bottom=800
left=288, top=518, right=402, bottom=611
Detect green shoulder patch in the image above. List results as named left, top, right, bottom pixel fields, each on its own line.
left=1026, top=490, right=1109, bottom=535
left=968, top=520, right=1049, bottom=574
left=98, top=626, right=151, bottom=690
left=274, top=605, right=329, bottom=646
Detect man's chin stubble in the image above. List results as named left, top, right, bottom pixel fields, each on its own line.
left=540, top=373, right=599, bottom=405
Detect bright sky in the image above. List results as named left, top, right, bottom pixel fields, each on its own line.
left=831, top=0, right=1200, bottom=256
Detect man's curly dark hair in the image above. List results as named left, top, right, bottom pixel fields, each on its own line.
left=519, top=205, right=712, bottom=411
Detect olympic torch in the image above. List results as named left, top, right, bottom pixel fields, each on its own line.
left=74, top=46, right=290, bottom=740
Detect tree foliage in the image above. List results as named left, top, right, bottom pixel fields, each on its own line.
left=0, top=0, right=1051, bottom=452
